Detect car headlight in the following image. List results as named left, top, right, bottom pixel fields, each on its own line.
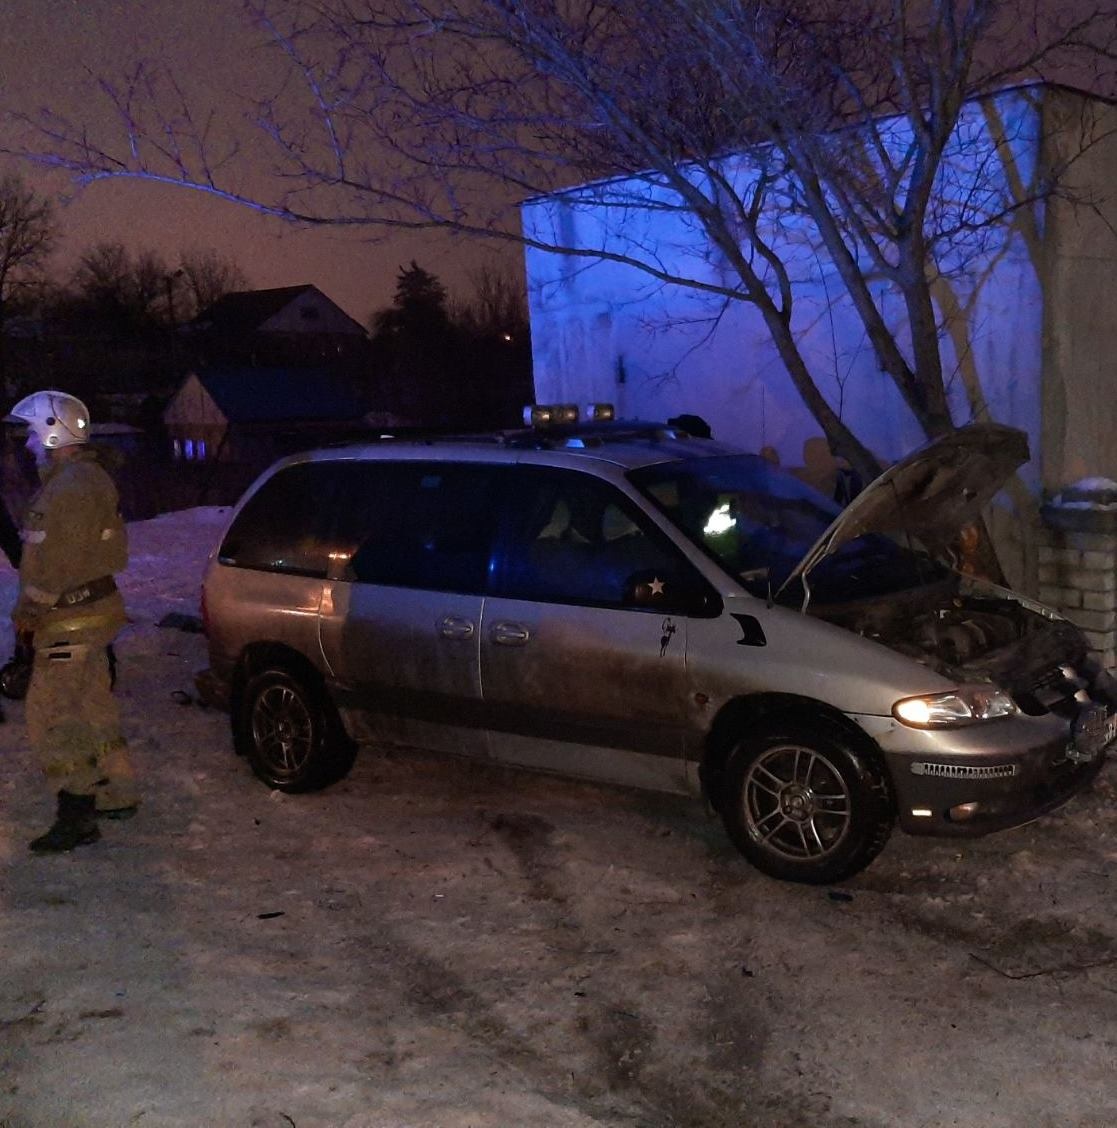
left=893, top=685, right=1018, bottom=728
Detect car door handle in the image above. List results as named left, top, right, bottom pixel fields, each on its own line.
left=437, top=615, right=476, bottom=641
left=491, top=621, right=531, bottom=646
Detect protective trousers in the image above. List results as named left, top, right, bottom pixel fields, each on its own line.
left=26, top=624, right=138, bottom=813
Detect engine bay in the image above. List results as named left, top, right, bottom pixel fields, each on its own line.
left=812, top=576, right=1092, bottom=708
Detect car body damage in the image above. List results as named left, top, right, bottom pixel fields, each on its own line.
left=813, top=575, right=1074, bottom=678
left=775, top=422, right=1117, bottom=714
left=810, top=573, right=1117, bottom=715
left=200, top=409, right=1113, bottom=884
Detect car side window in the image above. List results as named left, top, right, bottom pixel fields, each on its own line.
left=496, top=468, right=703, bottom=611
left=336, top=461, right=502, bottom=595
left=218, top=462, right=341, bottom=577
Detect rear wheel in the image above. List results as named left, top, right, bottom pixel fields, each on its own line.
left=234, top=667, right=354, bottom=792
left=720, top=717, right=894, bottom=884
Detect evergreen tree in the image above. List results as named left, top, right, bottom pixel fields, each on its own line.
left=373, top=261, right=450, bottom=338
left=370, top=262, right=461, bottom=426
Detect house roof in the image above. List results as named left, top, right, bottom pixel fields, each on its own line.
left=194, top=285, right=317, bottom=331
left=193, top=367, right=368, bottom=424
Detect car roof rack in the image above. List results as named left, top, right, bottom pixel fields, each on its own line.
left=325, top=418, right=690, bottom=451
left=500, top=419, right=686, bottom=450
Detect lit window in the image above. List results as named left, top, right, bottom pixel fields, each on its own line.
left=197, top=439, right=207, bottom=461
left=172, top=438, right=182, bottom=460
left=184, top=439, right=195, bottom=460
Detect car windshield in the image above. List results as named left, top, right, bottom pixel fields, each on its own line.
left=629, top=454, right=949, bottom=603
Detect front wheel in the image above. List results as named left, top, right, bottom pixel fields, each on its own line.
left=234, top=667, right=354, bottom=792
left=720, top=717, right=894, bottom=884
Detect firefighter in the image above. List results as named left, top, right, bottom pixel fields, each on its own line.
left=10, top=390, right=138, bottom=853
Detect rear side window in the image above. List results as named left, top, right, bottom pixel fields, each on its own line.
left=218, top=462, right=341, bottom=577
left=336, top=461, right=503, bottom=594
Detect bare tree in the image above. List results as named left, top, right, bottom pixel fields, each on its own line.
left=177, top=247, right=249, bottom=321
left=69, top=241, right=170, bottom=328
left=452, top=265, right=530, bottom=345
left=6, top=0, right=1115, bottom=487
left=0, top=172, right=53, bottom=313
left=0, top=173, right=54, bottom=393
left=451, top=264, right=533, bottom=426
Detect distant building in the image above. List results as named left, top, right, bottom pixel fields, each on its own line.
left=163, top=367, right=371, bottom=468
left=187, top=284, right=369, bottom=372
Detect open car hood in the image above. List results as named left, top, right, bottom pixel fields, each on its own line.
left=777, top=423, right=1030, bottom=598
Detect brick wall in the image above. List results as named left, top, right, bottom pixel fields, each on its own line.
left=1039, top=480, right=1117, bottom=671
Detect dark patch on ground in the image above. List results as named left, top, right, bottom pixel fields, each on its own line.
left=250, top=1017, right=292, bottom=1041
left=487, top=810, right=564, bottom=902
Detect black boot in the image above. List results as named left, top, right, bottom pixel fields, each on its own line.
left=29, top=791, right=101, bottom=854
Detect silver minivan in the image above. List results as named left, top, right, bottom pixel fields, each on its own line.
left=197, top=413, right=1113, bottom=883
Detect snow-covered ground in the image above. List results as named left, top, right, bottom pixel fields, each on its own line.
left=1, top=507, right=1116, bottom=1128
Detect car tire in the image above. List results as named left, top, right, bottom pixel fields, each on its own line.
left=235, top=667, right=354, bottom=793
left=720, top=716, right=894, bottom=884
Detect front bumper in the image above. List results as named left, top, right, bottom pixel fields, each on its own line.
left=862, top=708, right=1110, bottom=836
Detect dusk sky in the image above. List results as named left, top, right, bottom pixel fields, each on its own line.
left=0, top=1, right=520, bottom=323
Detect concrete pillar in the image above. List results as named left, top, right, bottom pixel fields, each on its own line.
left=1039, top=478, right=1117, bottom=670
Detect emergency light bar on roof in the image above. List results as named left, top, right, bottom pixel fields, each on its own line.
left=522, top=402, right=615, bottom=428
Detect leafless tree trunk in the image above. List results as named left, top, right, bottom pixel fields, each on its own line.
left=178, top=248, right=249, bottom=321
left=0, top=174, right=54, bottom=399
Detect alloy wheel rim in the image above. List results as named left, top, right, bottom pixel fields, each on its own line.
left=252, top=685, right=313, bottom=776
left=743, top=743, right=852, bottom=861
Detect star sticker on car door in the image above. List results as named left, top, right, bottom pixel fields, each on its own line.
left=648, top=577, right=665, bottom=596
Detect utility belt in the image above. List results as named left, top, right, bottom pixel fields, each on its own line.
left=53, top=575, right=117, bottom=610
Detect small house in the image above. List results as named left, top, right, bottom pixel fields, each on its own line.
left=187, top=284, right=369, bottom=371
left=162, top=367, right=371, bottom=468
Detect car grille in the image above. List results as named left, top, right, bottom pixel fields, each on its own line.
left=910, top=762, right=1018, bottom=780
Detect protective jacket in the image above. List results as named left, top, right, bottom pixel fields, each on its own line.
left=13, top=447, right=128, bottom=644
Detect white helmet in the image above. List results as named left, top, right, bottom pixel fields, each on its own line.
left=10, top=390, right=91, bottom=448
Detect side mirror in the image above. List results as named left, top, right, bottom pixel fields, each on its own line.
left=623, top=569, right=715, bottom=616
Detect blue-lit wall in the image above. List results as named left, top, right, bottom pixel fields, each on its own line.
left=524, top=86, right=1117, bottom=506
